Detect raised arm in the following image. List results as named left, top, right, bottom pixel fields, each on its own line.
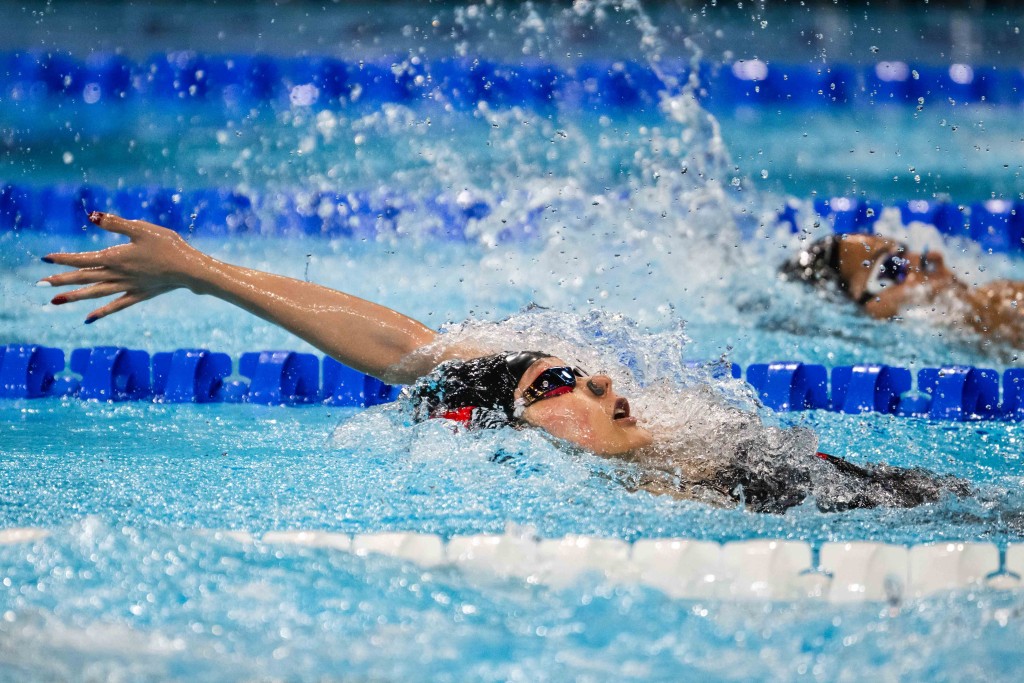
left=40, top=212, right=462, bottom=384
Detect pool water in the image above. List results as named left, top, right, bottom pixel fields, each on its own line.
left=2, top=396, right=1024, bottom=680
left=3, top=1, right=1024, bottom=680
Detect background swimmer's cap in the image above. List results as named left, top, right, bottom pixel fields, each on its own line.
left=410, top=351, right=552, bottom=428
left=778, top=235, right=849, bottom=297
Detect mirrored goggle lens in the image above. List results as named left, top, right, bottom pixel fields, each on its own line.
left=863, top=252, right=910, bottom=299
left=880, top=254, right=910, bottom=284
left=523, top=366, right=580, bottom=405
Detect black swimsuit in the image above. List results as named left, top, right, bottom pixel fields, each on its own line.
left=710, top=449, right=971, bottom=514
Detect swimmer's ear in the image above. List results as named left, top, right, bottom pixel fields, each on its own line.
left=88, top=211, right=144, bottom=238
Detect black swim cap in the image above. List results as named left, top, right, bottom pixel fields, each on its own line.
left=779, top=235, right=848, bottom=295
left=410, top=351, right=552, bottom=428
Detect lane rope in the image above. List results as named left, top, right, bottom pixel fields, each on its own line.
left=1, top=345, right=1021, bottom=421
left=1, top=526, right=1020, bottom=602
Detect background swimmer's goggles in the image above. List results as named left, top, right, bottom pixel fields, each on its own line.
left=857, top=244, right=937, bottom=305
left=520, top=366, right=587, bottom=407
left=859, top=250, right=909, bottom=303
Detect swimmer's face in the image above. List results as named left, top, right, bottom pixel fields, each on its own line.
left=836, top=235, right=957, bottom=318
left=515, top=357, right=654, bottom=456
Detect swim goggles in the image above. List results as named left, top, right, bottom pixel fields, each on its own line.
left=520, top=366, right=588, bottom=407
left=858, top=245, right=913, bottom=304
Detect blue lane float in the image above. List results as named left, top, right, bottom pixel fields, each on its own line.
left=746, top=362, right=829, bottom=412
left=969, top=200, right=1024, bottom=254
left=0, top=345, right=66, bottom=399
left=917, top=366, right=1001, bottom=421
left=322, top=357, right=399, bottom=407
left=1005, top=370, right=1024, bottom=421
left=794, top=197, right=1023, bottom=254
left=152, top=349, right=233, bottom=403
left=2, top=345, right=1022, bottom=421
left=3, top=51, right=1023, bottom=110
left=812, top=197, right=884, bottom=235
left=238, top=350, right=320, bottom=405
left=70, top=346, right=152, bottom=401
left=830, top=365, right=912, bottom=415
left=3, top=181, right=1024, bottom=254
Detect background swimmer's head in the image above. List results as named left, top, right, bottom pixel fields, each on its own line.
left=409, top=351, right=654, bottom=456
left=781, top=234, right=957, bottom=318
left=778, top=235, right=847, bottom=295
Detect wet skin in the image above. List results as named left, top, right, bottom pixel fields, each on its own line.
left=836, top=234, right=960, bottom=319
left=516, top=357, right=654, bottom=456
left=836, top=234, right=1023, bottom=346
left=42, top=214, right=657, bottom=459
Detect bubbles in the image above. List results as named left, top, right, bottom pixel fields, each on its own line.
left=288, top=84, right=319, bottom=107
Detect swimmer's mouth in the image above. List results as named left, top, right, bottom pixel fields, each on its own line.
left=613, top=398, right=631, bottom=421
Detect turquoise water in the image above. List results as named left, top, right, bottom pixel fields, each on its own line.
left=7, top=93, right=1023, bottom=203
left=3, top=521, right=1022, bottom=682
left=3, top=1, right=1024, bottom=680
left=2, top=398, right=1023, bottom=543
left=2, top=396, right=1024, bottom=680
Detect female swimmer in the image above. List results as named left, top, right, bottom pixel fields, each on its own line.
left=781, top=234, right=1024, bottom=348
left=40, top=213, right=969, bottom=513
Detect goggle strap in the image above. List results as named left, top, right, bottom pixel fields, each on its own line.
left=439, top=406, right=475, bottom=425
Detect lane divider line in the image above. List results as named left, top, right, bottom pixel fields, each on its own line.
left=2, top=345, right=1020, bottom=421
left=1, top=527, right=1020, bottom=602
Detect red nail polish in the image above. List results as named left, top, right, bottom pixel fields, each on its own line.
left=51, top=295, right=67, bottom=305
left=88, top=211, right=106, bottom=223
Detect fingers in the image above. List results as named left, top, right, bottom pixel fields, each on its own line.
left=38, top=267, right=115, bottom=288
left=84, top=291, right=148, bottom=324
left=42, top=250, right=108, bottom=268
left=40, top=213, right=140, bottom=264
left=87, top=211, right=143, bottom=238
left=50, top=281, right=129, bottom=306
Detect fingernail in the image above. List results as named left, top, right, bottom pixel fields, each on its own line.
left=51, top=295, right=67, bottom=305
left=88, top=211, right=105, bottom=223
left=41, top=256, right=54, bottom=264
left=84, top=316, right=96, bottom=325
left=35, top=279, right=52, bottom=287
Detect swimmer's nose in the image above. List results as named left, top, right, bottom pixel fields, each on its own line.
left=913, top=250, right=947, bottom=281
left=586, top=375, right=611, bottom=397
left=921, top=250, right=944, bottom=273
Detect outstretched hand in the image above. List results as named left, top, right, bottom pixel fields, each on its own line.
left=39, top=210, right=451, bottom=382
left=40, top=212, right=210, bottom=323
